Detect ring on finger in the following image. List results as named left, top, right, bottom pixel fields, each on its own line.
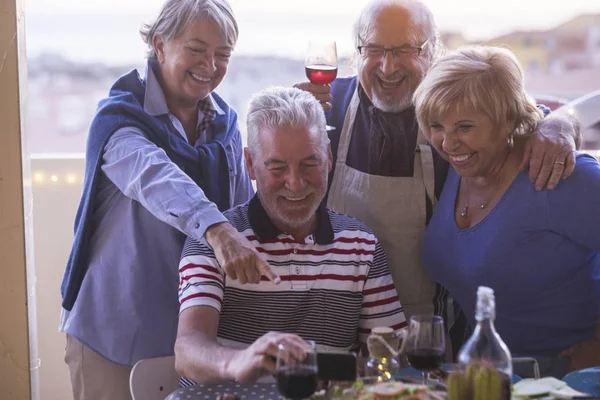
left=554, top=160, right=565, bottom=165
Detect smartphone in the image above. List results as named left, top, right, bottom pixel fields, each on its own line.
left=316, top=350, right=357, bottom=382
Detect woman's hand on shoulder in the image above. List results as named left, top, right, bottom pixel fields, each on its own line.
left=205, top=222, right=280, bottom=285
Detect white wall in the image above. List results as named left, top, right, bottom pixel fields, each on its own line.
left=31, top=156, right=84, bottom=400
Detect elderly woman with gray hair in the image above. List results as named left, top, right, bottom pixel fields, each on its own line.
left=59, top=1, right=279, bottom=399
left=414, top=46, right=600, bottom=378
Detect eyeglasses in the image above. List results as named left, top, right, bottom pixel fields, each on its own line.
left=358, top=38, right=429, bottom=59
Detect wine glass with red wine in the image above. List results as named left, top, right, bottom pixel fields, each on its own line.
left=276, top=342, right=318, bottom=400
left=404, top=315, right=446, bottom=386
left=305, top=40, right=338, bottom=131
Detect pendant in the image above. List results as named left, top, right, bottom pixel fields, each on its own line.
left=460, top=205, right=468, bottom=218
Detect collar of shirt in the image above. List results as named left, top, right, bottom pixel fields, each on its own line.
left=141, top=60, right=225, bottom=141
left=247, top=194, right=334, bottom=245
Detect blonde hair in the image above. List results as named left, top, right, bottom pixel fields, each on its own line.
left=413, top=46, right=542, bottom=139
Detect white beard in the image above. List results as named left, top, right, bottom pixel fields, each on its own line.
left=371, top=92, right=413, bottom=113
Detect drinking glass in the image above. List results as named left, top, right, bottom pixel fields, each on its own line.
left=276, top=341, right=318, bottom=400
left=404, top=315, right=446, bottom=386
left=305, top=40, right=338, bottom=131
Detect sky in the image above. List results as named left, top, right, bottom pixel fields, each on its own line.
left=24, top=0, right=600, bottom=65
left=24, top=0, right=600, bottom=18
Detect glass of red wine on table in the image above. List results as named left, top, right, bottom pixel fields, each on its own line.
left=404, top=315, right=446, bottom=386
left=276, top=341, right=318, bottom=400
left=305, top=40, right=338, bottom=131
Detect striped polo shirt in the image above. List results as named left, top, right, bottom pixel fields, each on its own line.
left=178, top=195, right=407, bottom=351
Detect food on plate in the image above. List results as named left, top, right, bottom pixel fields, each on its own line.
left=511, top=377, right=588, bottom=398
left=347, top=380, right=446, bottom=400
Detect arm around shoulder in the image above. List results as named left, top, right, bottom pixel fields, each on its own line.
left=543, top=112, right=583, bottom=150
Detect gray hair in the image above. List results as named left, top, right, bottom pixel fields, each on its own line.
left=140, top=0, right=239, bottom=59
left=246, top=87, right=329, bottom=157
left=352, top=0, right=441, bottom=62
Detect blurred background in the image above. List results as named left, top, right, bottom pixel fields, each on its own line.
left=23, top=0, right=600, bottom=398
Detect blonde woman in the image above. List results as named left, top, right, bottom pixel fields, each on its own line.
left=413, top=46, right=600, bottom=377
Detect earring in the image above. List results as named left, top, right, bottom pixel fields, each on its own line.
left=507, top=133, right=514, bottom=149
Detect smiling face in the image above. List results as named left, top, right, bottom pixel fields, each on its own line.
left=412, top=47, right=545, bottom=179
left=245, top=124, right=332, bottom=235
left=427, top=108, right=512, bottom=178
left=153, top=17, right=232, bottom=109
left=357, top=3, right=432, bottom=113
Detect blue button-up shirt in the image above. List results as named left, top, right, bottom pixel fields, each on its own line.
left=60, top=60, right=253, bottom=366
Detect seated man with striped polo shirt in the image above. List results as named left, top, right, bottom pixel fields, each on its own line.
left=174, top=86, right=406, bottom=384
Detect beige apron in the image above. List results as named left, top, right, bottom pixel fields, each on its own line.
left=327, top=89, right=437, bottom=321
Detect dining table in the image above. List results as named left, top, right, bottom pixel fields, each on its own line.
left=165, top=381, right=283, bottom=400
left=164, top=366, right=600, bottom=400
left=164, top=365, right=457, bottom=400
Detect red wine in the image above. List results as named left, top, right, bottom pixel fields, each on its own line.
left=406, top=349, right=445, bottom=371
left=305, top=65, right=338, bottom=85
left=276, top=365, right=318, bottom=400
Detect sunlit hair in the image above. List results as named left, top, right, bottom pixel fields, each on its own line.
left=246, top=87, right=329, bottom=157
left=140, top=0, right=238, bottom=59
left=413, top=46, right=543, bottom=139
left=352, top=0, right=441, bottom=63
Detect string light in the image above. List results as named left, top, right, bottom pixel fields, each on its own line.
left=31, top=171, right=81, bottom=184
left=26, top=149, right=600, bottom=188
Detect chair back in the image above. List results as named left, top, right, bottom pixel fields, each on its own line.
left=130, top=355, right=180, bottom=400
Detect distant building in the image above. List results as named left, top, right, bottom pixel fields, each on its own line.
left=548, top=14, right=600, bottom=73
left=439, top=32, right=472, bottom=50
left=486, top=30, right=550, bottom=73
left=484, top=13, right=600, bottom=75
left=25, top=53, right=311, bottom=154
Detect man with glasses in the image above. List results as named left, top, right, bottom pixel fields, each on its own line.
left=295, top=0, right=581, bottom=348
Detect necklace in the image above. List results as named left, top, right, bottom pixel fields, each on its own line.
left=459, top=174, right=502, bottom=218
left=459, top=145, right=515, bottom=218
left=459, top=201, right=485, bottom=218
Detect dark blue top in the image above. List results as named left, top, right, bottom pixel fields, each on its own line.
left=60, top=69, right=237, bottom=311
left=423, top=153, right=600, bottom=357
